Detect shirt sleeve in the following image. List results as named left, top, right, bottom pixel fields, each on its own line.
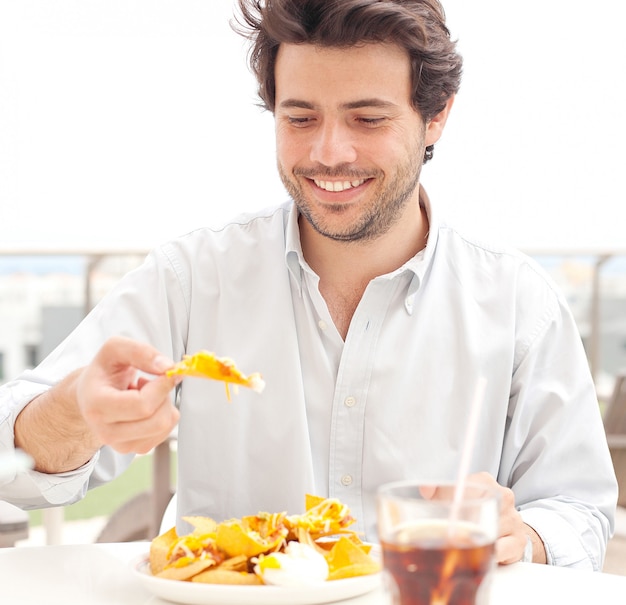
left=499, top=263, right=617, bottom=571
left=0, top=377, right=97, bottom=507
left=520, top=502, right=608, bottom=569
left=0, top=244, right=188, bottom=509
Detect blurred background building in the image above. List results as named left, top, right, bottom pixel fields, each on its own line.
left=0, top=253, right=146, bottom=381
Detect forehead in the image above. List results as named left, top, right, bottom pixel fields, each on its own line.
left=274, top=42, right=413, bottom=108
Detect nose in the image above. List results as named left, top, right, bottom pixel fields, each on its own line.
left=309, top=118, right=358, bottom=167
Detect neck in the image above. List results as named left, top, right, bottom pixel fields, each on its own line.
left=300, top=194, right=428, bottom=286
left=299, top=190, right=429, bottom=338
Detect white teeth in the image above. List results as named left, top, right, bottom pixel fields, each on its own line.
left=313, top=179, right=365, bottom=192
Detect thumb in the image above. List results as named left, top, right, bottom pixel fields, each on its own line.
left=419, top=485, right=438, bottom=500
left=96, top=336, right=175, bottom=376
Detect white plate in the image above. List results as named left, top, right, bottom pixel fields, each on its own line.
left=133, top=555, right=381, bottom=605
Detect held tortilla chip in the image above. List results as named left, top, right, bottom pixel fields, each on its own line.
left=166, top=350, right=265, bottom=400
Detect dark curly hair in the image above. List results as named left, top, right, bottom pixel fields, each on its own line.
left=233, top=0, right=462, bottom=162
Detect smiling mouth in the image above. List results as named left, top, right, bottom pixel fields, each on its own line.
left=312, top=178, right=367, bottom=192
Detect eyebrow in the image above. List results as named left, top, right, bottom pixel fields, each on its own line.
left=278, top=98, right=397, bottom=111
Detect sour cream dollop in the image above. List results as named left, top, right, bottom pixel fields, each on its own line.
left=254, top=541, right=329, bottom=586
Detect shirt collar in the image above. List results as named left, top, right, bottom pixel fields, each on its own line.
left=285, top=203, right=307, bottom=295
left=404, top=185, right=439, bottom=309
left=284, top=184, right=440, bottom=306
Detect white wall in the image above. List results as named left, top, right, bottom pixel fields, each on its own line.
left=0, top=0, right=624, bottom=250
left=424, top=1, right=626, bottom=251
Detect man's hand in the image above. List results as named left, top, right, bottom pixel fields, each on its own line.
left=420, top=472, right=547, bottom=564
left=15, top=336, right=181, bottom=473
left=467, top=472, right=547, bottom=565
left=76, top=336, right=181, bottom=455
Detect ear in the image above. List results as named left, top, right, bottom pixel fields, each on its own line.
left=425, top=95, right=455, bottom=147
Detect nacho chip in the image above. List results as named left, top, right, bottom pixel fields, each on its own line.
left=318, top=533, right=373, bottom=553
left=166, top=350, right=265, bottom=400
left=149, top=526, right=178, bottom=575
left=325, top=537, right=381, bottom=581
left=156, top=558, right=217, bottom=581
left=216, top=514, right=288, bottom=558
left=305, top=494, right=326, bottom=511
left=219, top=555, right=249, bottom=571
left=191, top=568, right=263, bottom=585
left=149, top=523, right=226, bottom=581
left=287, top=496, right=356, bottom=538
left=148, top=495, right=379, bottom=586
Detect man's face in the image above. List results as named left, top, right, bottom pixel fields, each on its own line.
left=274, top=42, right=434, bottom=242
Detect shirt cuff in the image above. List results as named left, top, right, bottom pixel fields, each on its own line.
left=0, top=380, right=99, bottom=508
left=520, top=506, right=598, bottom=570
left=0, top=448, right=98, bottom=508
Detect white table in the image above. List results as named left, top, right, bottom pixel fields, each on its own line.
left=1, top=541, right=625, bottom=604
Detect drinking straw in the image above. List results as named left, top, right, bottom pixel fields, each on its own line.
left=449, top=376, right=488, bottom=530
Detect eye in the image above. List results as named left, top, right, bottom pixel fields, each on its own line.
left=286, top=115, right=315, bottom=127
left=355, top=116, right=387, bottom=128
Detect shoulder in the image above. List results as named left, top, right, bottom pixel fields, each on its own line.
left=435, top=221, right=577, bottom=356
left=435, top=221, right=561, bottom=298
left=132, top=202, right=292, bottom=311
left=155, top=202, right=292, bottom=262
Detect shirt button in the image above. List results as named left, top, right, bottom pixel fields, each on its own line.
left=318, top=320, right=327, bottom=331
left=341, top=474, right=353, bottom=486
left=344, top=396, right=356, bottom=408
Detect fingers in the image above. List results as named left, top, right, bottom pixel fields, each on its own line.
left=423, top=472, right=496, bottom=500
left=420, top=473, right=536, bottom=565
left=92, top=335, right=176, bottom=381
left=493, top=487, right=527, bottom=564
left=419, top=485, right=438, bottom=499
left=87, top=373, right=177, bottom=423
left=464, top=472, right=528, bottom=565
left=97, top=400, right=180, bottom=454
left=76, top=337, right=181, bottom=454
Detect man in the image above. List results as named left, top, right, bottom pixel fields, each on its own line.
left=0, top=0, right=616, bottom=569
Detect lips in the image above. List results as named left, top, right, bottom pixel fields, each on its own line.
left=312, top=178, right=367, bottom=192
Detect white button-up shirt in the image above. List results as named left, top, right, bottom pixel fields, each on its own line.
left=0, top=194, right=617, bottom=570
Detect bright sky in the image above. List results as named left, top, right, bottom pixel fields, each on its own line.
left=0, top=0, right=624, bottom=251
